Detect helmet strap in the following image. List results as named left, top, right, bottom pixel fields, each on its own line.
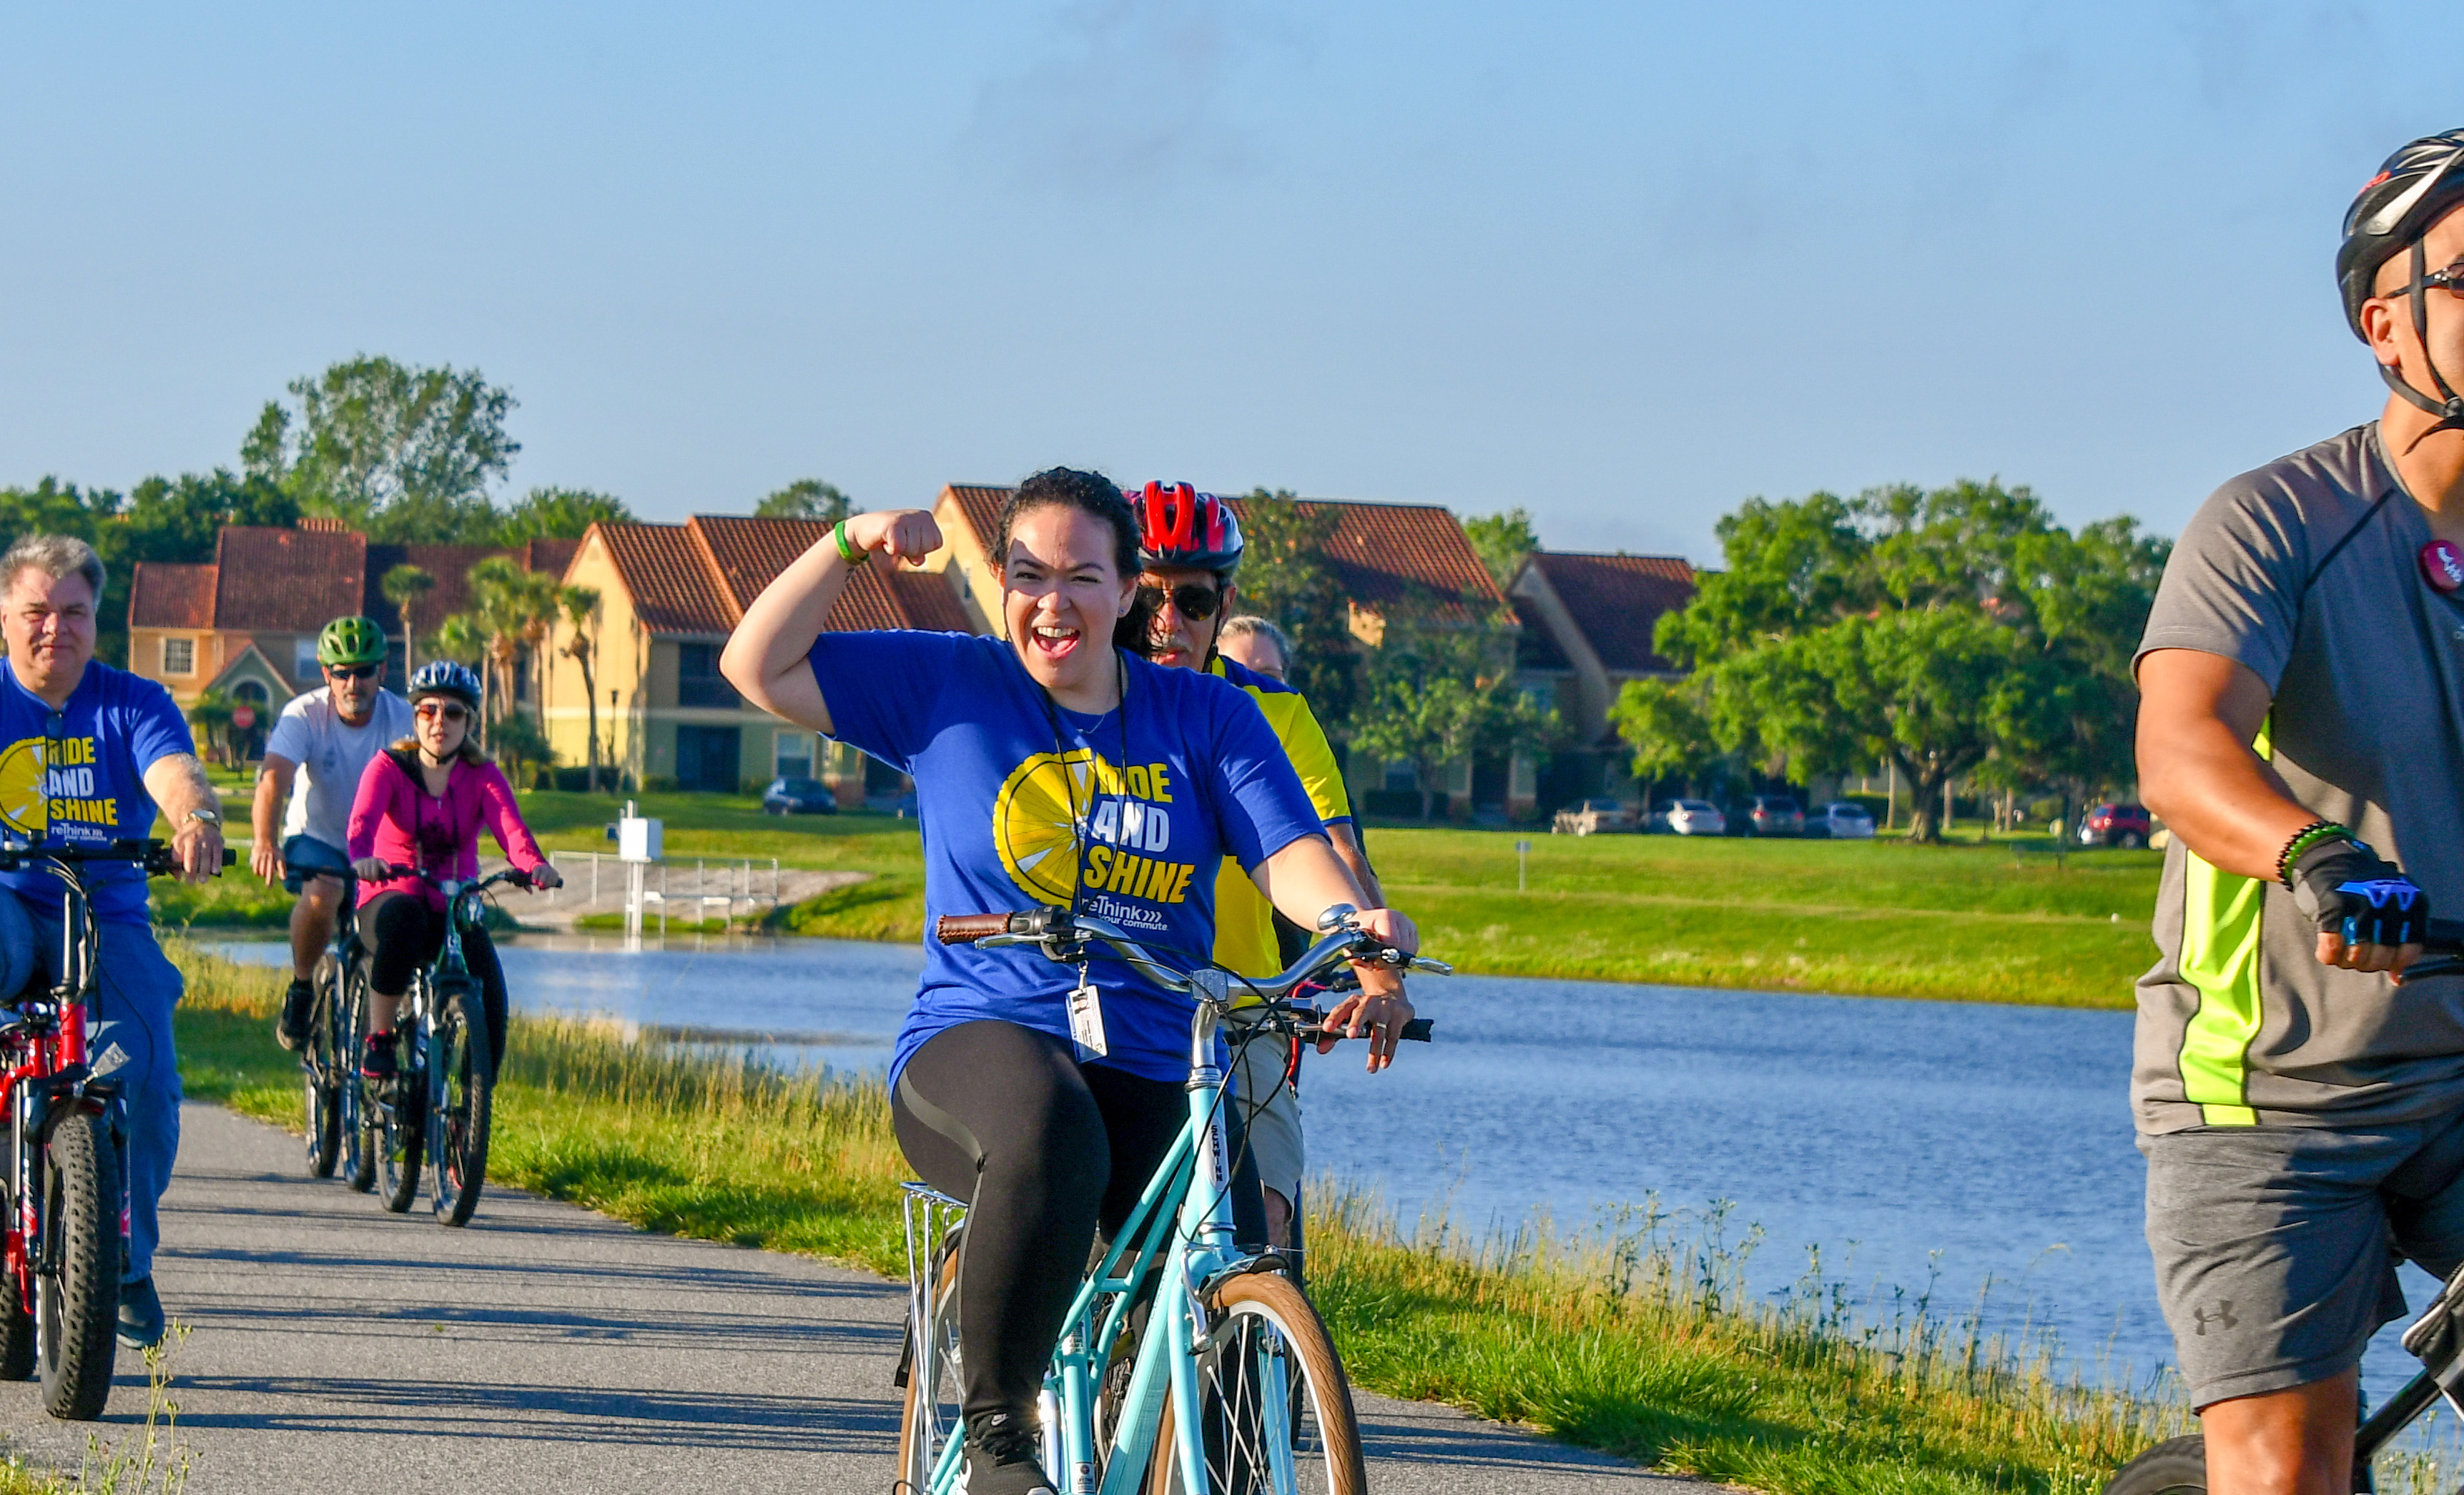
left=2387, top=237, right=2464, bottom=448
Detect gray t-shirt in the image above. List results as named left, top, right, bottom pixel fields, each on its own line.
left=264, top=688, right=415, bottom=851
left=2134, top=422, right=2464, bottom=1135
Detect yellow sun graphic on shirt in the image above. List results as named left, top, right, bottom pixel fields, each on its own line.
left=992, top=749, right=1104, bottom=905
left=0, top=740, right=45, bottom=837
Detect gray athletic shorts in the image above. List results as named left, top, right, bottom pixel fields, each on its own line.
left=2143, top=1111, right=2464, bottom=1407
left=1228, top=1021, right=1304, bottom=1204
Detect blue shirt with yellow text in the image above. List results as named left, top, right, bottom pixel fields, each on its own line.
left=0, top=662, right=195, bottom=924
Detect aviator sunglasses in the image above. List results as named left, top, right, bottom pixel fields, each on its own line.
left=414, top=701, right=470, bottom=723
left=1138, top=582, right=1223, bottom=621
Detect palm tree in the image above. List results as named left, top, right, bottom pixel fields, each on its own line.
left=468, top=558, right=542, bottom=749
left=558, top=585, right=605, bottom=791
left=381, top=564, right=435, bottom=676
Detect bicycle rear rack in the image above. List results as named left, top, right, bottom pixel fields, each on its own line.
left=900, top=1181, right=969, bottom=1481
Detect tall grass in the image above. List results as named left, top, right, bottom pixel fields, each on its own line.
left=168, top=939, right=2206, bottom=1493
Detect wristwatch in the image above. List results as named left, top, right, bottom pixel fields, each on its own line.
left=184, top=807, right=222, bottom=829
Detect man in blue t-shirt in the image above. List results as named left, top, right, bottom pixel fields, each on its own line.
left=0, top=536, right=226, bottom=1352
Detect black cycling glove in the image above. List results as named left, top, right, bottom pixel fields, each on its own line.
left=2287, top=837, right=2428, bottom=949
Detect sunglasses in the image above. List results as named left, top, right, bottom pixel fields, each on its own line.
left=327, top=665, right=378, bottom=682
left=415, top=701, right=469, bottom=723
left=1139, top=583, right=1223, bottom=621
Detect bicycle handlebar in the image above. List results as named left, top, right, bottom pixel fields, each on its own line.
left=0, top=838, right=235, bottom=877
left=934, top=906, right=1451, bottom=1010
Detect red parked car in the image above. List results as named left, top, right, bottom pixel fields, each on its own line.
left=2078, top=804, right=2154, bottom=849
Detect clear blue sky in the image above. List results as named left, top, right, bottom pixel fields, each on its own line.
left=1, top=2, right=2452, bottom=563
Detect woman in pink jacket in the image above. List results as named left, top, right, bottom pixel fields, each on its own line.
left=345, top=661, right=561, bottom=1080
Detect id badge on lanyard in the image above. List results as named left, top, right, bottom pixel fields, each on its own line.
left=1067, top=964, right=1108, bottom=1060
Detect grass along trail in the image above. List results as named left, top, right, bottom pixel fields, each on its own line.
left=163, top=941, right=2193, bottom=1495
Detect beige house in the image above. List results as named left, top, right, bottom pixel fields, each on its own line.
left=1508, top=551, right=1699, bottom=809
left=541, top=516, right=981, bottom=797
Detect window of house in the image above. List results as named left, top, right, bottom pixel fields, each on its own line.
left=293, top=637, right=319, bottom=682
left=676, top=642, right=738, bottom=709
left=775, top=733, right=815, bottom=780
left=161, top=638, right=194, bottom=676
left=1384, top=760, right=1419, bottom=791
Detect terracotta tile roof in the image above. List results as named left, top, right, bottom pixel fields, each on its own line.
left=684, top=515, right=980, bottom=634
left=940, top=486, right=1011, bottom=551
left=598, top=523, right=736, bottom=636
left=1526, top=552, right=1697, bottom=674
left=1225, top=498, right=1509, bottom=618
left=210, top=526, right=368, bottom=631
left=524, top=537, right=581, bottom=581
left=885, top=568, right=975, bottom=633
left=128, top=563, right=216, bottom=629
left=362, top=543, right=541, bottom=633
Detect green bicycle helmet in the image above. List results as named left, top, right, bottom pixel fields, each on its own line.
left=317, top=616, right=388, bottom=668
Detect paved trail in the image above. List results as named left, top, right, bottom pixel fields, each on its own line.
left=0, top=1104, right=1711, bottom=1494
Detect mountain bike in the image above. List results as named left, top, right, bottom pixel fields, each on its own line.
left=2104, top=917, right=2464, bottom=1494
left=900, top=904, right=1443, bottom=1495
left=0, top=837, right=229, bottom=1420
left=278, top=836, right=361, bottom=1182
left=354, top=864, right=530, bottom=1226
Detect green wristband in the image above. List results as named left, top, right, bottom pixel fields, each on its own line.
left=833, top=519, right=870, bottom=566
left=2277, top=820, right=2352, bottom=889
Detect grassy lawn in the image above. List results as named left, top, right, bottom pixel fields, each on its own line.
left=167, top=942, right=2184, bottom=1495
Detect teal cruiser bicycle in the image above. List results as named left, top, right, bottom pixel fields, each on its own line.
left=899, top=904, right=1444, bottom=1495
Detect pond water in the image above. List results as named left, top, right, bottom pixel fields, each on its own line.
left=202, top=933, right=2445, bottom=1406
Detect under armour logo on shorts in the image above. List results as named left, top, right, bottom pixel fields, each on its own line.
left=2192, top=1301, right=2238, bottom=1336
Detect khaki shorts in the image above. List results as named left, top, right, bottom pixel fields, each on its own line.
left=2143, top=1111, right=2464, bottom=1407
left=1228, top=1021, right=1304, bottom=1203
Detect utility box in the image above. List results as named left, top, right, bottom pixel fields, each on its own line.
left=618, top=801, right=662, bottom=864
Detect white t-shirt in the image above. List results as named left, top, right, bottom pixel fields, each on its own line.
left=265, top=688, right=417, bottom=850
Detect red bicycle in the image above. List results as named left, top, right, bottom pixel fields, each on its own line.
left=0, top=837, right=225, bottom=1420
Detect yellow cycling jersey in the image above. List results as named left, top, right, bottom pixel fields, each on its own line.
left=1209, top=656, right=1353, bottom=982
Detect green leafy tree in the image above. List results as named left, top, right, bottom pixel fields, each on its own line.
left=487, top=708, right=556, bottom=789
left=1230, top=490, right=1357, bottom=732
left=247, top=356, right=518, bottom=540
left=430, top=613, right=489, bottom=669
left=1349, top=600, right=1556, bottom=819
left=558, top=586, right=606, bottom=790
left=1461, top=508, right=1540, bottom=589
left=1609, top=677, right=1723, bottom=806
left=184, top=689, right=237, bottom=768
left=756, top=479, right=852, bottom=523
left=467, top=557, right=563, bottom=746
left=499, top=487, right=632, bottom=541
left=382, top=565, right=436, bottom=674
left=1656, top=480, right=2165, bottom=842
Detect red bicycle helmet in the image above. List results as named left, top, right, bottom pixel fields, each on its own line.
left=1130, top=481, right=1243, bottom=577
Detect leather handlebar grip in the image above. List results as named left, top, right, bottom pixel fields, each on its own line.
left=936, top=913, right=1017, bottom=944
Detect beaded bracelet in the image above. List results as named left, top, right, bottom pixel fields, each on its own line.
left=833, top=518, right=872, bottom=566
left=2277, top=819, right=2352, bottom=889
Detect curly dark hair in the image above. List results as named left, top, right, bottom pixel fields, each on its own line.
left=993, top=467, right=1158, bottom=654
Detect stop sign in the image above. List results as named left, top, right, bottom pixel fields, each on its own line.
left=230, top=706, right=256, bottom=730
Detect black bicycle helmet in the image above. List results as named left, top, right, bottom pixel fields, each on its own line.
left=2337, top=130, right=2464, bottom=431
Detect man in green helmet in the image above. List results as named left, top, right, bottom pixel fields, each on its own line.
left=253, top=616, right=414, bottom=1048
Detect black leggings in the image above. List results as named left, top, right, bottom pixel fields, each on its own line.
left=356, top=892, right=510, bottom=1064
left=893, top=1020, right=1265, bottom=1424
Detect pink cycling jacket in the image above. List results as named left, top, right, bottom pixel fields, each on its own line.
left=346, top=749, right=548, bottom=911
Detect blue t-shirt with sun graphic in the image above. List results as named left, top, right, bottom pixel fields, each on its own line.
left=809, top=631, right=1326, bottom=1086
left=0, top=662, right=197, bottom=924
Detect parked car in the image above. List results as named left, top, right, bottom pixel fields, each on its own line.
left=1647, top=799, right=1728, bottom=837
left=1812, top=801, right=1876, bottom=839
left=1734, top=794, right=1805, bottom=837
left=761, top=776, right=839, bottom=815
left=2078, top=803, right=2152, bottom=849
left=1552, top=797, right=1636, bottom=835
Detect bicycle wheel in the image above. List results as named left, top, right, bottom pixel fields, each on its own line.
left=343, top=964, right=376, bottom=1194
left=377, top=1027, right=425, bottom=1215
left=302, top=953, right=343, bottom=1178
left=2102, top=1436, right=2204, bottom=1495
left=38, top=1110, right=121, bottom=1421
left=427, top=987, right=493, bottom=1227
left=1152, top=1273, right=1366, bottom=1495
left=897, top=1239, right=964, bottom=1493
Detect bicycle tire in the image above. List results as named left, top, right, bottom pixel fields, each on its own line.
left=343, top=965, right=376, bottom=1193
left=38, top=1111, right=121, bottom=1421
left=898, top=1240, right=964, bottom=1492
left=2102, top=1436, right=2205, bottom=1495
left=1150, top=1272, right=1366, bottom=1495
left=376, top=1027, right=425, bottom=1215
left=303, top=953, right=343, bottom=1179
left=428, top=987, right=493, bottom=1227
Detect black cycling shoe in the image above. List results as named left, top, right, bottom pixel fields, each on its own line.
left=359, top=1032, right=398, bottom=1082
left=959, top=1412, right=1055, bottom=1495
left=275, top=978, right=315, bottom=1052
